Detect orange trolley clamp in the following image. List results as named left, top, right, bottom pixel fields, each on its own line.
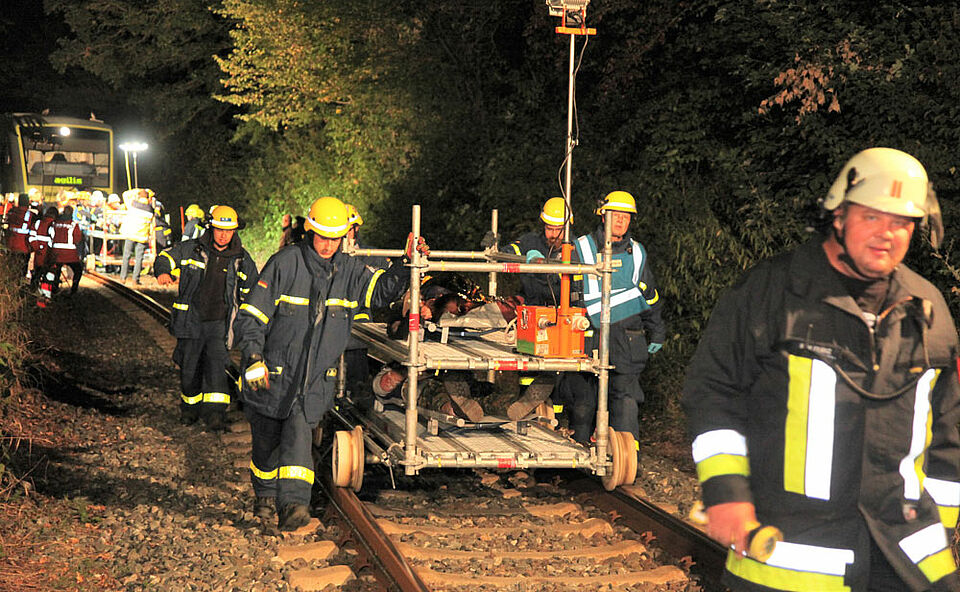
left=516, top=305, right=590, bottom=358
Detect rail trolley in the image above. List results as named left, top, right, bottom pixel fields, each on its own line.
left=328, top=205, right=638, bottom=492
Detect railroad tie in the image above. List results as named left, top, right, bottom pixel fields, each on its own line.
left=286, top=565, right=355, bottom=591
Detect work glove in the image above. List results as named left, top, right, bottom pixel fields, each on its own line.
left=647, top=342, right=662, bottom=354
left=245, top=354, right=270, bottom=391
left=480, top=230, right=498, bottom=249
left=404, top=233, right=430, bottom=259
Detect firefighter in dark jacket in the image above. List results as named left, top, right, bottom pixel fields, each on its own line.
left=498, top=197, right=571, bottom=306
left=683, top=148, right=960, bottom=592
left=569, top=191, right=665, bottom=450
left=154, top=205, right=259, bottom=431
left=234, top=196, right=427, bottom=531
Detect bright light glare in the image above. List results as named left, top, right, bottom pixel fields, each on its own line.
left=59, top=126, right=71, bottom=136
left=119, top=141, right=148, bottom=152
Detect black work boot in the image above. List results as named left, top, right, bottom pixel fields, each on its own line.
left=254, top=496, right=276, bottom=520
left=203, top=412, right=226, bottom=432
left=179, top=406, right=199, bottom=426
left=278, top=503, right=311, bottom=531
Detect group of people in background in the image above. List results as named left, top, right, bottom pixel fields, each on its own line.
left=0, top=186, right=172, bottom=301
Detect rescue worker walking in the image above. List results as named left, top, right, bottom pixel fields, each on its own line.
left=683, top=148, right=960, bottom=591
left=234, top=196, right=428, bottom=531
left=28, top=206, right=58, bottom=290
left=49, top=205, right=85, bottom=295
left=571, top=191, right=665, bottom=452
left=4, top=194, right=35, bottom=278
left=154, top=205, right=259, bottom=431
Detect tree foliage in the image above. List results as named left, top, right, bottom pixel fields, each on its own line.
left=47, top=0, right=960, bottom=410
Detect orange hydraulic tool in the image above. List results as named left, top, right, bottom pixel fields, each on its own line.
left=515, top=242, right=590, bottom=358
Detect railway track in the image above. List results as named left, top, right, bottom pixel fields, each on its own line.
left=87, top=270, right=726, bottom=591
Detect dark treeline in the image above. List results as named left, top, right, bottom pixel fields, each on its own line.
left=35, top=0, right=960, bottom=412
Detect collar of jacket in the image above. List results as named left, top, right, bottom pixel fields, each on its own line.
left=199, top=228, right=243, bottom=258
left=298, top=239, right=337, bottom=275
left=787, top=235, right=924, bottom=325
left=592, top=226, right=634, bottom=253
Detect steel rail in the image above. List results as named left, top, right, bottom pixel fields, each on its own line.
left=319, top=476, right=431, bottom=592
left=86, top=271, right=423, bottom=590
left=563, top=477, right=727, bottom=591
left=85, top=270, right=171, bottom=325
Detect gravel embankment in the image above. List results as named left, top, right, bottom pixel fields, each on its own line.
left=0, top=275, right=703, bottom=592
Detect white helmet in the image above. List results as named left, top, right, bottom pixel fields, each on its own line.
left=824, top=148, right=942, bottom=247
left=91, top=190, right=104, bottom=200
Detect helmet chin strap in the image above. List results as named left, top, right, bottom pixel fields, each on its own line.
left=833, top=224, right=885, bottom=281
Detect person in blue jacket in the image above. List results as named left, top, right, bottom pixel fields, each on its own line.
left=234, top=196, right=428, bottom=531
left=155, top=205, right=259, bottom=431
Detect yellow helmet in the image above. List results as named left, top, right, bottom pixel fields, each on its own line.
left=596, top=190, right=637, bottom=215
left=346, top=204, right=363, bottom=227
left=209, top=205, right=239, bottom=229
left=185, top=203, right=204, bottom=219
left=306, top=197, right=350, bottom=238
left=540, top=197, right=573, bottom=226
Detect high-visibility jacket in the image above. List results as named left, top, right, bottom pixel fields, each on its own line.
left=4, top=206, right=33, bottom=253
left=27, top=216, right=57, bottom=255
left=50, top=219, right=83, bottom=264
left=234, top=240, right=409, bottom=423
left=154, top=232, right=259, bottom=347
left=503, top=230, right=563, bottom=306
left=683, top=237, right=960, bottom=592
left=120, top=192, right=153, bottom=243
left=574, top=227, right=665, bottom=374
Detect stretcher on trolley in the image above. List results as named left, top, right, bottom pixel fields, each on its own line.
left=328, top=205, right=638, bottom=492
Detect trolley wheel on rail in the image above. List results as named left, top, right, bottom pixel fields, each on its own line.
left=601, top=427, right=624, bottom=491
left=350, top=425, right=364, bottom=492
left=333, top=430, right=353, bottom=488
left=618, top=430, right=638, bottom=486
left=332, top=427, right=366, bottom=492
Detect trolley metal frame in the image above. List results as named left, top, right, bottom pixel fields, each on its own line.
left=334, top=205, right=620, bottom=481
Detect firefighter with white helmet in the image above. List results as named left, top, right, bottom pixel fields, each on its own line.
left=234, top=196, right=428, bottom=531
left=154, top=204, right=259, bottom=431
left=683, top=148, right=960, bottom=591
left=569, top=190, right=665, bottom=455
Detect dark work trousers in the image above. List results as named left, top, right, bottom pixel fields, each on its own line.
left=54, top=262, right=84, bottom=294
left=343, top=347, right=369, bottom=396
left=119, top=239, right=147, bottom=282
left=565, top=372, right=643, bottom=444
left=246, top=405, right=316, bottom=507
left=173, top=320, right=231, bottom=421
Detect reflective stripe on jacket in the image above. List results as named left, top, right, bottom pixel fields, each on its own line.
left=234, top=241, right=409, bottom=423
left=683, top=237, right=960, bottom=592
left=50, top=220, right=83, bottom=263
left=154, top=234, right=259, bottom=346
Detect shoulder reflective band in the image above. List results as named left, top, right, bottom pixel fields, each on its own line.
left=172, top=302, right=189, bottom=311
left=691, top=428, right=750, bottom=483
left=249, top=460, right=277, bottom=481
left=510, top=243, right=522, bottom=256
left=181, top=258, right=206, bottom=269
left=325, top=298, right=358, bottom=308
left=276, top=294, right=309, bottom=306
left=278, top=465, right=315, bottom=484
left=240, top=303, right=269, bottom=324
left=364, top=268, right=386, bottom=309
left=181, top=393, right=202, bottom=405
left=160, top=251, right=177, bottom=270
